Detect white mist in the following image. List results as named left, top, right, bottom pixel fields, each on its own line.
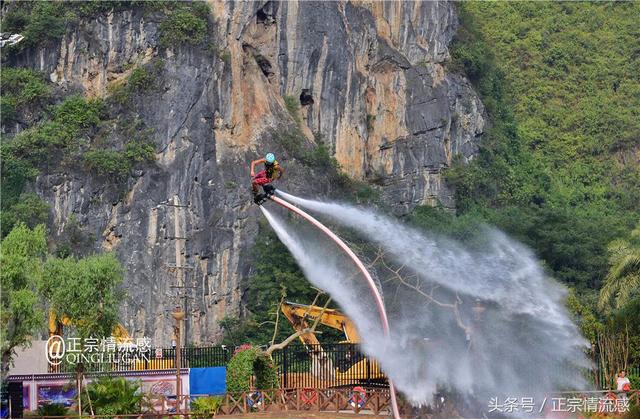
left=262, top=193, right=591, bottom=409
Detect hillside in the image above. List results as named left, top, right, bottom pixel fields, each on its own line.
left=441, top=2, right=639, bottom=293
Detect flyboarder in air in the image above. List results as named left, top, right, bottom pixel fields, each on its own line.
left=251, top=152, right=284, bottom=204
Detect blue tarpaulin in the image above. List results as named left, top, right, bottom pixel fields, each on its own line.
left=189, top=367, right=226, bottom=396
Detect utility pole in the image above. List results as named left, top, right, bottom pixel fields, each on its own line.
left=161, top=195, right=194, bottom=346
left=171, top=307, right=185, bottom=413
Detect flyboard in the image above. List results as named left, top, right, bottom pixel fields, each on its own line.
left=258, top=188, right=402, bottom=419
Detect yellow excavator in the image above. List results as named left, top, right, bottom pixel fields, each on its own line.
left=280, top=301, right=384, bottom=384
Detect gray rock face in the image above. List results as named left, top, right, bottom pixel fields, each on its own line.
left=6, top=1, right=484, bottom=344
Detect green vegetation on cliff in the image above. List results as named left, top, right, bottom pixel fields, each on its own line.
left=446, top=2, right=639, bottom=291
left=1, top=70, right=157, bottom=237
left=438, top=2, right=640, bottom=369
left=1, top=1, right=209, bottom=51
left=0, top=68, right=50, bottom=122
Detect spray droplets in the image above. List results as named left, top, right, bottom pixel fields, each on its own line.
left=263, top=192, right=591, bottom=409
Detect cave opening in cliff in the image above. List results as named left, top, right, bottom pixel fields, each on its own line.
left=256, top=2, right=275, bottom=25
left=300, top=89, right=314, bottom=106
left=254, top=54, right=273, bottom=78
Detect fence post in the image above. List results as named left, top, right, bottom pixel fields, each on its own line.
left=283, top=345, right=289, bottom=389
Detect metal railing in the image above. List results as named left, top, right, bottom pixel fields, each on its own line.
left=272, top=343, right=387, bottom=389
left=49, top=346, right=232, bottom=373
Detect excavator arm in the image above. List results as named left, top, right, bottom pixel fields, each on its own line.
left=280, top=301, right=361, bottom=344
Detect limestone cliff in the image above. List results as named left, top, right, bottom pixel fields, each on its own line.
left=3, top=1, right=484, bottom=344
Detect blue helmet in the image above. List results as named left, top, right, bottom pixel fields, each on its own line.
left=265, top=153, right=275, bottom=164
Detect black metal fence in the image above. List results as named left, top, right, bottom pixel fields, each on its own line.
left=272, top=343, right=387, bottom=389
left=50, top=345, right=232, bottom=373
left=48, top=342, right=380, bottom=389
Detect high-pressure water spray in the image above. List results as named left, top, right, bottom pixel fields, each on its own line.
left=267, top=190, right=590, bottom=410
left=263, top=195, right=402, bottom=419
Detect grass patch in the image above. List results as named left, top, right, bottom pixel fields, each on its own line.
left=108, top=62, right=161, bottom=105
left=283, top=95, right=301, bottom=125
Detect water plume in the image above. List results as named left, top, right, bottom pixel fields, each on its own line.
left=262, top=192, right=590, bottom=410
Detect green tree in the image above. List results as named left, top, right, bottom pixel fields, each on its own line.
left=159, top=7, right=208, bottom=48
left=225, top=345, right=279, bottom=393
left=0, top=223, right=47, bottom=380
left=599, top=224, right=640, bottom=311
left=40, top=253, right=124, bottom=340
left=0, top=193, right=50, bottom=237
left=233, top=225, right=318, bottom=345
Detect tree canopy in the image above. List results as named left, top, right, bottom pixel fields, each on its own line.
left=0, top=223, right=47, bottom=379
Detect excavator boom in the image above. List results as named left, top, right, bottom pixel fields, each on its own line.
left=280, top=301, right=361, bottom=344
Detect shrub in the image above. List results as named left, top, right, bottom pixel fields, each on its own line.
left=1, top=2, right=67, bottom=48
left=124, top=140, right=155, bottom=164
left=2, top=6, right=30, bottom=33
left=0, top=68, right=50, bottom=106
left=128, top=66, right=155, bottom=91
left=159, top=8, right=208, bottom=48
left=1, top=94, right=105, bottom=216
left=51, top=95, right=103, bottom=130
left=190, top=396, right=223, bottom=415
left=0, top=193, right=49, bottom=237
left=302, top=141, right=337, bottom=170
left=84, top=149, right=131, bottom=179
left=283, top=95, right=300, bottom=125
left=84, top=140, right=155, bottom=179
left=226, top=345, right=279, bottom=393
left=36, top=403, right=68, bottom=416
left=109, top=65, right=159, bottom=105
left=0, top=68, right=51, bottom=123
left=0, top=144, right=39, bottom=207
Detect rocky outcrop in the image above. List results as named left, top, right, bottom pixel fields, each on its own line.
left=225, top=1, right=485, bottom=213
left=6, top=1, right=484, bottom=344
